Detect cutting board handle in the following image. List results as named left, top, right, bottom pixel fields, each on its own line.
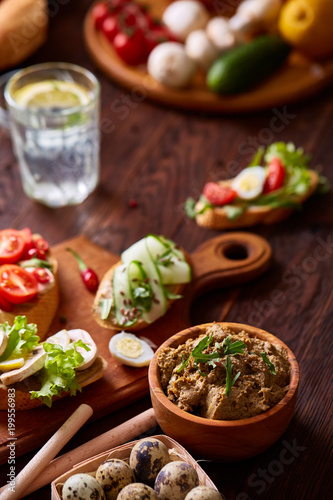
left=189, top=232, right=272, bottom=299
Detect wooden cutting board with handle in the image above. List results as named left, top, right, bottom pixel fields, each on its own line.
left=0, top=232, right=271, bottom=464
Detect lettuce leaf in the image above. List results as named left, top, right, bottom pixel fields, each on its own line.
left=0, top=316, right=40, bottom=362
left=30, top=340, right=90, bottom=407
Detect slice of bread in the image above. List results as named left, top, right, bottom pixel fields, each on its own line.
left=195, top=170, right=319, bottom=230
left=0, top=355, right=107, bottom=410
left=92, top=259, right=187, bottom=331
left=0, top=253, right=59, bottom=341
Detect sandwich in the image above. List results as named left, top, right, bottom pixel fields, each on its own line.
left=185, top=142, right=328, bottom=230
left=0, top=228, right=59, bottom=340
left=93, top=234, right=191, bottom=331
left=0, top=315, right=107, bottom=410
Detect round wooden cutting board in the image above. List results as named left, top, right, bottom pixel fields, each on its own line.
left=83, top=0, right=333, bottom=113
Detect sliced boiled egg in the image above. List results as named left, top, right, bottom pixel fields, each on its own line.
left=109, top=332, right=154, bottom=367
left=232, top=166, right=266, bottom=200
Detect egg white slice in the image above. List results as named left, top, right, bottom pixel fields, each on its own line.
left=109, top=332, right=154, bottom=367
left=232, top=166, right=266, bottom=200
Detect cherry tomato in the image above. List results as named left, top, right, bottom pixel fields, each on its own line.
left=0, top=264, right=38, bottom=304
left=263, top=157, right=285, bottom=193
left=34, top=237, right=49, bottom=253
left=203, top=182, right=237, bottom=206
left=102, top=15, right=120, bottom=42
left=144, top=26, right=178, bottom=55
left=113, top=29, right=147, bottom=65
left=32, top=268, right=52, bottom=284
left=0, top=229, right=25, bottom=264
left=91, top=1, right=110, bottom=30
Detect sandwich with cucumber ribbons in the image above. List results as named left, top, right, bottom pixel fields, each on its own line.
left=0, top=316, right=107, bottom=410
left=93, top=235, right=192, bottom=331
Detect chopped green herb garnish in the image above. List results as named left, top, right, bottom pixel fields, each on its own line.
left=225, top=355, right=241, bottom=397
left=133, top=282, right=152, bottom=311
left=260, top=352, right=276, bottom=375
left=177, top=333, right=221, bottom=373
left=222, top=335, right=247, bottom=356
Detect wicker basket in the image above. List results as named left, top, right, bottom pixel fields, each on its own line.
left=51, top=434, right=218, bottom=499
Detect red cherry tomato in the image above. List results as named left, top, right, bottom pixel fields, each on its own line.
left=32, top=268, right=52, bottom=284
left=0, top=264, right=38, bottom=304
left=91, top=1, right=110, bottom=30
left=0, top=229, right=25, bottom=264
left=113, top=29, right=147, bottom=65
left=144, top=26, right=178, bottom=55
left=34, top=237, right=49, bottom=253
left=263, top=157, right=285, bottom=193
left=101, top=15, right=120, bottom=42
left=203, top=182, right=237, bottom=206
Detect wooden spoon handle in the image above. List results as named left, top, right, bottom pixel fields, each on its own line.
left=190, top=232, right=272, bottom=298
left=0, top=404, right=93, bottom=500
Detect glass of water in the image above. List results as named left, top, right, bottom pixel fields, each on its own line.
left=2, top=62, right=100, bottom=208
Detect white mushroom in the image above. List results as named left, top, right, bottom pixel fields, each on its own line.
left=185, top=30, right=220, bottom=71
left=148, top=42, right=196, bottom=89
left=67, top=329, right=97, bottom=371
left=206, top=17, right=237, bottom=52
left=162, top=0, right=210, bottom=41
left=0, top=345, right=46, bottom=386
left=229, top=0, right=282, bottom=41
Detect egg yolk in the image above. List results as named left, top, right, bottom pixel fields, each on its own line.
left=116, top=337, right=144, bottom=359
left=239, top=174, right=261, bottom=191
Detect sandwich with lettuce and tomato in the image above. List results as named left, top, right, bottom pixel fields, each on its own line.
left=0, top=316, right=107, bottom=410
left=0, top=228, right=59, bottom=340
left=186, top=142, right=329, bottom=230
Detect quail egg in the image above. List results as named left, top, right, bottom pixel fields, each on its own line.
left=129, top=437, right=170, bottom=485
left=154, top=460, right=199, bottom=500
left=95, top=459, right=135, bottom=500
left=184, top=485, right=224, bottom=499
left=117, top=482, right=160, bottom=499
left=231, top=166, right=266, bottom=200
left=108, top=332, right=154, bottom=367
left=62, top=473, right=105, bottom=500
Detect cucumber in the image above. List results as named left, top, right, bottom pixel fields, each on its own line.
left=207, top=35, right=291, bottom=95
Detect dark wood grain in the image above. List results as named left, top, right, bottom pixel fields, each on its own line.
left=0, top=0, right=332, bottom=499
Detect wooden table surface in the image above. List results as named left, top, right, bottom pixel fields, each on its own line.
left=0, top=1, right=332, bottom=499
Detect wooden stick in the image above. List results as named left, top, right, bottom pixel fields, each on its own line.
left=20, top=408, right=157, bottom=497
left=0, top=404, right=93, bottom=500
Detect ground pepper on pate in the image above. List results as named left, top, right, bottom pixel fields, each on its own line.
left=157, top=324, right=290, bottom=420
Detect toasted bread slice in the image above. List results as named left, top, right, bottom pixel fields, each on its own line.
left=0, top=355, right=107, bottom=410
left=92, top=259, right=186, bottom=332
left=0, top=253, right=59, bottom=341
left=195, top=170, right=319, bottom=230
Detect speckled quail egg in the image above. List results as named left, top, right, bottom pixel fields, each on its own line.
left=184, top=485, right=224, bottom=500
left=95, top=459, right=135, bottom=500
left=62, top=473, right=105, bottom=500
left=117, top=482, right=160, bottom=499
left=129, top=438, right=170, bottom=485
left=108, top=332, right=154, bottom=367
left=154, top=460, right=199, bottom=500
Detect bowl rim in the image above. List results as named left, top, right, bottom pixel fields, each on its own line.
left=148, top=322, right=299, bottom=427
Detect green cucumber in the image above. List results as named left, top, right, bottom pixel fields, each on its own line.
left=207, top=35, right=291, bottom=95
left=113, top=263, right=137, bottom=327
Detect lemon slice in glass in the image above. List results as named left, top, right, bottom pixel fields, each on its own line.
left=13, top=80, right=91, bottom=108
left=0, top=357, right=25, bottom=371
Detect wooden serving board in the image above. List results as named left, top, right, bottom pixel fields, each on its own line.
left=0, top=232, right=271, bottom=464
left=84, top=0, right=333, bottom=113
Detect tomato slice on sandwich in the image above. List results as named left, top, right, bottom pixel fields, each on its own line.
left=0, top=229, right=25, bottom=264
left=0, top=265, right=38, bottom=304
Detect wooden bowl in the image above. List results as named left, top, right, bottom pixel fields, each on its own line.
left=148, top=322, right=299, bottom=462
